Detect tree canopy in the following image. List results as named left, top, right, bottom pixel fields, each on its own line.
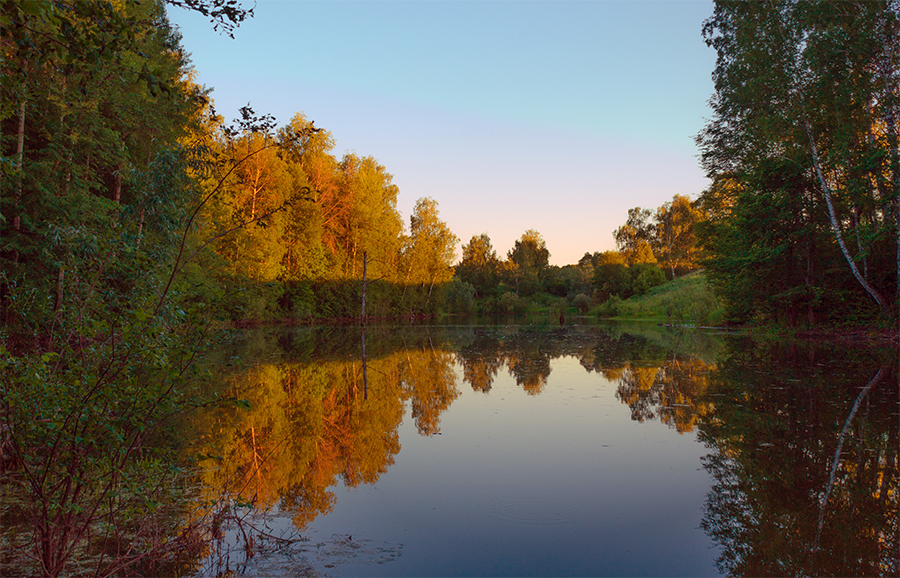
left=696, top=0, right=900, bottom=324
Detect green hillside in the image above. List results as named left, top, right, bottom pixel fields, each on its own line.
left=598, top=271, right=724, bottom=326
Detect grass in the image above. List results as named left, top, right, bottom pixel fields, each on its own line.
left=601, top=271, right=725, bottom=326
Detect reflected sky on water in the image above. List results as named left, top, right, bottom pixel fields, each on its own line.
left=309, top=355, right=714, bottom=576
left=187, top=323, right=898, bottom=577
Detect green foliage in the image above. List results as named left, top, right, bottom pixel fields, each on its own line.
left=595, top=272, right=725, bottom=323
left=0, top=145, right=218, bottom=575
left=0, top=2, right=262, bottom=575
left=553, top=264, right=594, bottom=298
left=597, top=295, right=623, bottom=318
left=506, top=229, right=550, bottom=297
left=656, top=272, right=725, bottom=325
left=697, top=0, right=900, bottom=325
left=445, top=279, right=476, bottom=315
left=593, top=262, right=632, bottom=301
left=500, top=292, right=527, bottom=315
left=243, top=281, right=287, bottom=321
left=283, top=281, right=315, bottom=318
left=630, top=263, right=666, bottom=296
left=456, top=233, right=502, bottom=297
left=475, top=295, right=505, bottom=316
left=313, top=280, right=362, bottom=319
left=572, top=293, right=592, bottom=314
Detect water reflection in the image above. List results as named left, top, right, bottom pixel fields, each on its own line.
left=697, top=341, right=899, bottom=576
left=456, top=327, right=714, bottom=432
left=183, top=324, right=898, bottom=576
left=186, top=328, right=460, bottom=536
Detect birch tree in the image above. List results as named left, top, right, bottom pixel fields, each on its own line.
left=698, top=0, right=900, bottom=321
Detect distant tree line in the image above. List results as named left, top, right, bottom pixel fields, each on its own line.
left=453, top=194, right=705, bottom=316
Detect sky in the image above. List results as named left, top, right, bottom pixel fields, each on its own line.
left=167, top=0, right=716, bottom=266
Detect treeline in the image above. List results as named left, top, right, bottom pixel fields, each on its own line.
left=695, top=0, right=900, bottom=327
left=188, top=112, right=459, bottom=321
left=0, top=3, right=461, bottom=339
left=452, top=194, right=705, bottom=316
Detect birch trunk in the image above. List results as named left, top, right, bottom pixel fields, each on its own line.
left=851, top=205, right=868, bottom=280
left=804, top=120, right=889, bottom=313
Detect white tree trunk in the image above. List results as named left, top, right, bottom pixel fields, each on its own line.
left=804, top=120, right=889, bottom=313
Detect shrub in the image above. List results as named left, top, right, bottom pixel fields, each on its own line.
left=597, top=295, right=623, bottom=317
left=283, top=282, right=315, bottom=318
left=500, top=292, right=527, bottom=314
left=630, top=264, right=666, bottom=296
left=594, top=263, right=632, bottom=300
left=477, top=296, right=504, bottom=316
left=445, top=279, right=476, bottom=314
left=573, top=293, right=592, bottom=314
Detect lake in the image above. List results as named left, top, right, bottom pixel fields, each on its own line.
left=184, top=321, right=899, bottom=577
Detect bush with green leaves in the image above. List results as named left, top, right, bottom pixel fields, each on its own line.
left=500, top=292, right=527, bottom=315
left=630, top=264, right=666, bottom=296
left=593, top=263, right=632, bottom=300
left=445, top=279, right=476, bottom=315
left=597, top=295, right=623, bottom=318
left=0, top=146, right=218, bottom=576
left=572, top=293, right=592, bottom=314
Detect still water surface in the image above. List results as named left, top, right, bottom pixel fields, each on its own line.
left=187, top=322, right=898, bottom=577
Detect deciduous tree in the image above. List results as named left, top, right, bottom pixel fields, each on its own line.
left=697, top=0, right=900, bottom=322
left=506, top=229, right=550, bottom=296
left=614, top=208, right=656, bottom=265
left=456, top=233, right=502, bottom=297
left=654, top=194, right=704, bottom=278
left=400, top=198, right=458, bottom=299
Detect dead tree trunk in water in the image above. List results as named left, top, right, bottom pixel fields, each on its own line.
left=361, top=250, right=367, bottom=322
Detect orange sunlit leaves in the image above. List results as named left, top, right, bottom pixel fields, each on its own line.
left=185, top=344, right=457, bottom=530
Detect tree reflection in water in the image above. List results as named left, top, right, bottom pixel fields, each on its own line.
left=456, top=327, right=714, bottom=431
left=459, top=327, right=897, bottom=575
left=184, top=327, right=459, bottom=538
left=182, top=325, right=897, bottom=576
left=697, top=341, right=898, bottom=576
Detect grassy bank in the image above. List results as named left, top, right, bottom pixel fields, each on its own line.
left=597, top=271, right=725, bottom=325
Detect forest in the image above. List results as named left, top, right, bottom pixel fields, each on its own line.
left=4, top=0, right=897, bottom=334
left=0, top=0, right=898, bottom=576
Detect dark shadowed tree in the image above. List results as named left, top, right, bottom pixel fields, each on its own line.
left=697, top=0, right=900, bottom=322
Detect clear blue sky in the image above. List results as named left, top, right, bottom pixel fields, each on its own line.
left=168, top=0, right=716, bottom=266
